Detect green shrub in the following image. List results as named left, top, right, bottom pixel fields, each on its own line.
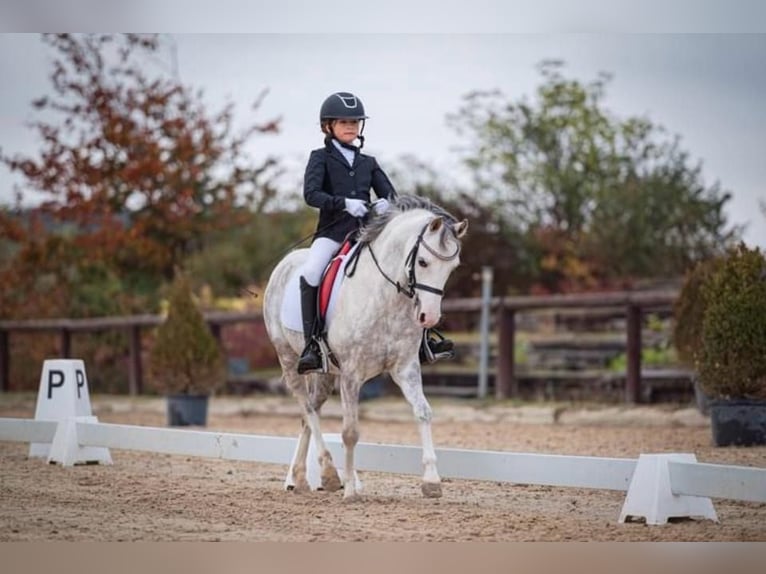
left=697, top=244, right=766, bottom=399
left=147, top=272, right=225, bottom=395
left=672, top=256, right=724, bottom=367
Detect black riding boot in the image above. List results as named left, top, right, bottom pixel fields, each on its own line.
left=419, top=328, right=455, bottom=364
left=297, top=276, right=322, bottom=374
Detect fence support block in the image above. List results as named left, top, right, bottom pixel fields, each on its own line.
left=619, top=453, right=717, bottom=525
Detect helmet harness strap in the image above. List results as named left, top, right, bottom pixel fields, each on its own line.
left=357, top=119, right=365, bottom=149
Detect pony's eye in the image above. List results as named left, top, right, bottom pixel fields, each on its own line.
left=418, top=258, right=428, bottom=268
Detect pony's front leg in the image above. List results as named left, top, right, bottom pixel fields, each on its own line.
left=285, top=371, right=342, bottom=493
left=339, top=374, right=362, bottom=501
left=391, top=362, right=442, bottom=498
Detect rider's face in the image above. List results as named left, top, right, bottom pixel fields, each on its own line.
left=331, top=119, right=360, bottom=144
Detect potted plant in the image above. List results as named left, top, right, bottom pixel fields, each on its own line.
left=148, top=272, right=225, bottom=426
left=696, top=243, right=766, bottom=446
left=672, top=256, right=724, bottom=415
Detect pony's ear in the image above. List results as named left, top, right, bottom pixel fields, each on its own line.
left=454, top=219, right=468, bottom=238
left=428, top=217, right=443, bottom=233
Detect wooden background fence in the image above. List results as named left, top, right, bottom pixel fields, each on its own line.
left=0, top=290, right=679, bottom=403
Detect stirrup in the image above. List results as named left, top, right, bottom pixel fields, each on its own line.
left=420, top=329, right=455, bottom=364
left=297, top=340, right=324, bottom=375
left=297, top=337, right=336, bottom=374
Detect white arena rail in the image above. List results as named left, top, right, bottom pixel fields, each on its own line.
left=78, top=421, right=298, bottom=465
left=5, top=359, right=763, bottom=526
left=0, top=417, right=635, bottom=490
left=668, top=460, right=766, bottom=503
left=2, top=415, right=766, bottom=522
left=353, top=441, right=636, bottom=491
left=0, top=418, right=57, bottom=443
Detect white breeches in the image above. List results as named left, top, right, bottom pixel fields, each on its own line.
left=300, top=237, right=342, bottom=286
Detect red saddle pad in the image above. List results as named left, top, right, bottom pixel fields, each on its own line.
left=318, top=240, right=353, bottom=320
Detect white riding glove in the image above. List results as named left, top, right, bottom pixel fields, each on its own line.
left=372, top=198, right=390, bottom=215
left=344, top=198, right=369, bottom=218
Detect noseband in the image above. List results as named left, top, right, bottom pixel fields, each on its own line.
left=361, top=221, right=461, bottom=300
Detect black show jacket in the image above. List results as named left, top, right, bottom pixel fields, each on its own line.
left=303, top=140, right=396, bottom=242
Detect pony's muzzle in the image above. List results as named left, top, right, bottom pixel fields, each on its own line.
left=417, top=310, right=440, bottom=328
left=415, top=294, right=442, bottom=328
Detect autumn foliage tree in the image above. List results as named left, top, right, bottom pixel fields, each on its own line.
left=0, top=33, right=280, bottom=317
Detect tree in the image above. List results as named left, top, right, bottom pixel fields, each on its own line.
left=448, top=60, right=739, bottom=293
left=0, top=34, right=281, bottom=315
left=184, top=207, right=317, bottom=297
left=387, top=154, right=534, bottom=297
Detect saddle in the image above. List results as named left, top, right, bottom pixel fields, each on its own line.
left=317, top=239, right=354, bottom=322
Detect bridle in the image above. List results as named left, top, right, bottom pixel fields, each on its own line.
left=360, top=220, right=461, bottom=299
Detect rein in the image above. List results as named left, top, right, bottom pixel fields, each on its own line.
left=347, top=220, right=460, bottom=299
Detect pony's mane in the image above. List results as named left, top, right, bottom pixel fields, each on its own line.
left=358, top=194, right=459, bottom=245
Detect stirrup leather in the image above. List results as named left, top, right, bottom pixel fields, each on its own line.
left=317, top=336, right=340, bottom=371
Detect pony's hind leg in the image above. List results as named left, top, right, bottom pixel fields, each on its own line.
left=283, top=368, right=342, bottom=493
left=291, top=418, right=312, bottom=493
left=390, top=361, right=443, bottom=498
left=282, top=369, right=312, bottom=492
left=310, top=374, right=343, bottom=492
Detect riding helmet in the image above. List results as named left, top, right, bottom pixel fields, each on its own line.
left=319, top=92, right=368, bottom=122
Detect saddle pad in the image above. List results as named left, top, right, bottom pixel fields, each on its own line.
left=279, top=242, right=361, bottom=333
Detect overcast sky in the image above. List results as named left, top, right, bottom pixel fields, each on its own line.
left=1, top=10, right=765, bottom=248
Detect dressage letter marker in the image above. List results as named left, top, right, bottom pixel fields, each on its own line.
left=47, top=369, right=65, bottom=399
left=29, top=359, right=112, bottom=465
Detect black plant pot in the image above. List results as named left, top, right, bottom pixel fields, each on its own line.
left=166, top=394, right=209, bottom=426
left=710, top=399, right=766, bottom=446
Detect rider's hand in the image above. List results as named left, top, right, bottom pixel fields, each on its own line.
left=344, top=198, right=369, bottom=218
left=372, top=198, right=390, bottom=215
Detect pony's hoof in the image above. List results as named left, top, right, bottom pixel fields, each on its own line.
left=321, top=471, right=343, bottom=492
left=421, top=481, right=443, bottom=498
left=291, top=478, right=311, bottom=493
left=343, top=492, right=362, bottom=503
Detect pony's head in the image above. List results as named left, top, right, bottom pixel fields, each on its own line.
left=360, top=195, right=468, bottom=329
left=409, top=213, right=468, bottom=328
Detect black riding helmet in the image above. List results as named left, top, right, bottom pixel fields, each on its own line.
left=320, top=91, right=368, bottom=148
left=319, top=92, right=368, bottom=121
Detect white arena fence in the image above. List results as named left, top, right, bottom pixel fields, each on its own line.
left=1, top=359, right=765, bottom=526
